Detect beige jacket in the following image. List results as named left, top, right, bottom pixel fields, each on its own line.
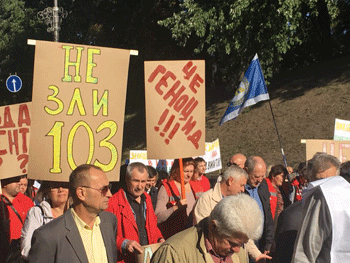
left=193, top=181, right=262, bottom=260
left=151, top=218, right=248, bottom=263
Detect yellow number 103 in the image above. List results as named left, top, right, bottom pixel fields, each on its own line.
left=47, top=120, right=118, bottom=173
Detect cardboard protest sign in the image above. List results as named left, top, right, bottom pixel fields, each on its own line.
left=145, top=60, right=205, bottom=159
left=202, top=139, right=222, bottom=173
left=0, top=102, right=31, bottom=179
left=129, top=150, right=174, bottom=172
left=305, top=139, right=350, bottom=163
left=29, top=41, right=130, bottom=182
left=135, top=243, right=161, bottom=263
left=334, top=118, right=350, bottom=141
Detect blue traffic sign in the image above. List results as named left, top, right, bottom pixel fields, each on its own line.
left=6, top=75, right=22, bottom=93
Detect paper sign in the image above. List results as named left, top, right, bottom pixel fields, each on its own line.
left=305, top=139, right=350, bottom=163
left=129, top=150, right=174, bottom=172
left=145, top=60, right=205, bottom=159
left=28, top=41, right=130, bottom=182
left=0, top=102, right=31, bottom=179
left=334, top=118, right=350, bottom=141
left=135, top=243, right=161, bottom=263
left=202, top=139, right=222, bottom=173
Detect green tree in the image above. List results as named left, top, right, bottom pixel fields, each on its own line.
left=158, top=0, right=341, bottom=93
left=0, top=0, right=46, bottom=105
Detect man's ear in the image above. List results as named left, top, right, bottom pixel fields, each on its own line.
left=209, top=219, right=218, bottom=231
left=226, top=177, right=233, bottom=186
left=75, top=187, right=86, bottom=201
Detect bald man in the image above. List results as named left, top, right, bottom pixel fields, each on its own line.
left=229, top=153, right=247, bottom=169
left=244, top=156, right=274, bottom=255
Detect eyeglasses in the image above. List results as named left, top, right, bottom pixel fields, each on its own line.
left=81, top=184, right=111, bottom=196
left=50, top=184, right=69, bottom=192
left=227, top=162, right=237, bottom=167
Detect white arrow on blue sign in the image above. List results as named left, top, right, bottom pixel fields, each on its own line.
left=6, top=75, right=23, bottom=93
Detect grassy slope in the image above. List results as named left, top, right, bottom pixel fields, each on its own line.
left=122, top=55, right=350, bottom=171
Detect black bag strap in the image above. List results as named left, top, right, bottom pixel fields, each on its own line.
left=36, top=205, right=46, bottom=226
left=165, top=181, right=181, bottom=203
left=0, top=198, right=7, bottom=219
left=1, top=195, right=24, bottom=225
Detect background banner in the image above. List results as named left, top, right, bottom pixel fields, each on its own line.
left=306, top=139, right=350, bottom=163
left=334, top=118, right=350, bottom=141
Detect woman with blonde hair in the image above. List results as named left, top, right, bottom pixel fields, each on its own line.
left=21, top=181, right=69, bottom=260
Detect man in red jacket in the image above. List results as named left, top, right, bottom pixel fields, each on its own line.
left=107, top=162, right=164, bottom=263
left=1, top=175, right=33, bottom=262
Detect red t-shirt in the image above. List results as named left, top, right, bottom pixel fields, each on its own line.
left=1, top=192, right=34, bottom=241
left=191, top=175, right=211, bottom=198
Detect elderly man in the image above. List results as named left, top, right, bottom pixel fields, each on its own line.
left=229, top=153, right=247, bottom=169
left=151, top=194, right=263, bottom=263
left=107, top=162, right=164, bottom=263
left=194, top=165, right=271, bottom=262
left=28, top=164, right=117, bottom=263
left=274, top=153, right=341, bottom=263
left=292, top=155, right=345, bottom=262
left=244, top=156, right=274, bottom=254
left=194, top=165, right=248, bottom=224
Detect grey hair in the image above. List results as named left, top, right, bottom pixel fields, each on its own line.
left=126, top=162, right=148, bottom=180
left=221, top=165, right=248, bottom=182
left=209, top=194, right=263, bottom=241
left=308, top=153, right=341, bottom=182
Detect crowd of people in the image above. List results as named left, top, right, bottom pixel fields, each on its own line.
left=1, top=151, right=350, bottom=263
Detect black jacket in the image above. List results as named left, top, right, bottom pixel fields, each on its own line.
left=245, top=179, right=274, bottom=252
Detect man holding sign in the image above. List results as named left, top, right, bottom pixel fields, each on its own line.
left=107, top=162, right=164, bottom=263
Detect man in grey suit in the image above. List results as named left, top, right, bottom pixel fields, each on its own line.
left=28, top=164, right=118, bottom=263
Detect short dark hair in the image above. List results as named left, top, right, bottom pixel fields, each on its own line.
left=340, top=161, right=350, bottom=177
left=69, top=164, right=102, bottom=202
left=268, top=165, right=285, bottom=180
left=194, top=157, right=206, bottom=164
left=146, top=165, right=158, bottom=179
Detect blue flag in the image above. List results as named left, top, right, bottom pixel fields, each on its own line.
left=219, top=54, right=270, bottom=125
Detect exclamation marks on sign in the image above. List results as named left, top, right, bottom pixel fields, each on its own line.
left=154, top=109, right=180, bottom=145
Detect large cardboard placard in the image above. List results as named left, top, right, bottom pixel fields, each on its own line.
left=145, top=60, right=205, bottom=159
left=334, top=118, right=350, bottom=141
left=0, top=102, right=31, bottom=179
left=306, top=139, right=350, bottom=163
left=29, top=41, right=130, bottom=182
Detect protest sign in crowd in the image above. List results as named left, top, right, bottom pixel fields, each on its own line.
left=1, top=41, right=350, bottom=263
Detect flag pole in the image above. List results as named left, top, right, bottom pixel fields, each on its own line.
left=268, top=100, right=288, bottom=169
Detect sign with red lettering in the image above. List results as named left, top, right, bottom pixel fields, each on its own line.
left=306, top=139, right=350, bottom=163
left=145, top=60, right=205, bottom=159
left=0, top=102, right=31, bottom=179
left=29, top=41, right=130, bottom=182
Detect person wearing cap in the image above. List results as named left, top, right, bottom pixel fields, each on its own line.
left=0, top=175, right=33, bottom=262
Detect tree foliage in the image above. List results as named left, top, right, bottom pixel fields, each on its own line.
left=158, top=0, right=344, bottom=91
